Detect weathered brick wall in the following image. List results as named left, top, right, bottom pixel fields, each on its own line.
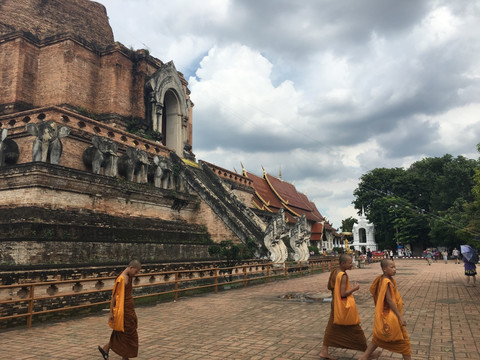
left=194, top=201, right=238, bottom=243
left=36, top=40, right=94, bottom=112
left=0, top=163, right=200, bottom=220
left=0, top=240, right=213, bottom=266
left=0, top=38, right=27, bottom=110
left=0, top=36, right=162, bottom=127
left=0, top=161, right=250, bottom=265
left=0, top=0, right=114, bottom=49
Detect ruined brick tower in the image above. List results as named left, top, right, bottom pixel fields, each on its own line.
left=0, top=0, right=237, bottom=266
left=0, top=0, right=324, bottom=268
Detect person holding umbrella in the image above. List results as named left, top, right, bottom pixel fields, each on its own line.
left=461, top=245, right=478, bottom=287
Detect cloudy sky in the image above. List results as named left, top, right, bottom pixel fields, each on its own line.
left=97, top=0, right=480, bottom=229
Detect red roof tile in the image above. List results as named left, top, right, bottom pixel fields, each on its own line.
left=246, top=171, right=326, bottom=225
left=247, top=171, right=283, bottom=210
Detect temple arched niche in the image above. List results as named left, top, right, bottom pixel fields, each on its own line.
left=359, top=228, right=367, bottom=243
left=145, top=61, right=192, bottom=157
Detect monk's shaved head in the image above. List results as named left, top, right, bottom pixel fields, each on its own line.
left=129, top=259, right=142, bottom=269
left=339, top=253, right=352, bottom=265
left=380, top=259, right=392, bottom=269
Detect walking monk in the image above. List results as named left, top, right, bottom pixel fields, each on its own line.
left=98, top=260, right=142, bottom=360
left=360, top=259, right=411, bottom=360
left=319, top=254, right=379, bottom=360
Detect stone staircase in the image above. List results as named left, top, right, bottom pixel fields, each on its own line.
left=171, top=153, right=267, bottom=254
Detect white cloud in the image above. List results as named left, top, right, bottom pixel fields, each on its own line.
left=96, top=0, right=480, bottom=229
left=189, top=44, right=306, bottom=143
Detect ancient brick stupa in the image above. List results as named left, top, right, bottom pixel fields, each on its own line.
left=0, top=0, right=334, bottom=268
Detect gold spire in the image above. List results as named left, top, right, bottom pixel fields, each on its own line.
left=240, top=162, right=247, bottom=177
left=278, top=166, right=282, bottom=179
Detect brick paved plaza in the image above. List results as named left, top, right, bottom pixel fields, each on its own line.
left=0, top=259, right=478, bottom=359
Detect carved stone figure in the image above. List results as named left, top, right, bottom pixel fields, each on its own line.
left=183, top=142, right=195, bottom=160
left=263, top=208, right=289, bottom=263
left=289, top=214, right=311, bottom=262
left=82, top=136, right=118, bottom=177
left=152, top=155, right=172, bottom=189
left=0, top=128, right=19, bottom=167
left=118, top=147, right=149, bottom=183
left=26, top=121, right=70, bottom=164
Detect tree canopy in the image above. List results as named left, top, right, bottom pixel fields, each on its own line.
left=341, top=216, right=357, bottom=233
left=352, top=154, right=479, bottom=252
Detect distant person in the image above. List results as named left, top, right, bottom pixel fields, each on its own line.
left=425, top=250, right=432, bottom=265
left=360, top=259, right=411, bottom=360
left=442, top=249, right=448, bottom=264
left=319, top=254, right=380, bottom=359
left=367, top=248, right=372, bottom=264
left=462, top=255, right=477, bottom=287
left=389, top=250, right=394, bottom=260
left=98, top=260, right=142, bottom=360
left=452, top=248, right=460, bottom=264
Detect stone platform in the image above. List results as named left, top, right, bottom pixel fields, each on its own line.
left=0, top=259, right=478, bottom=359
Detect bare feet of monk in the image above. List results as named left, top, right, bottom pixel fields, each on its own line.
left=358, top=350, right=381, bottom=360
left=319, top=345, right=337, bottom=360
left=319, top=353, right=337, bottom=360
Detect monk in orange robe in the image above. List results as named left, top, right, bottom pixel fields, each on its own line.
left=360, top=259, right=411, bottom=360
left=320, top=254, right=379, bottom=360
left=98, top=260, right=142, bottom=360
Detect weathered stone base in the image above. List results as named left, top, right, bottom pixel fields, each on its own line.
left=0, top=162, right=217, bottom=266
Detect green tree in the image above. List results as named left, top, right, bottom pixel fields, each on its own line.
left=341, top=217, right=357, bottom=232
left=430, top=198, right=471, bottom=249
left=353, top=154, right=478, bottom=252
left=353, top=168, right=407, bottom=247
left=463, top=143, right=480, bottom=246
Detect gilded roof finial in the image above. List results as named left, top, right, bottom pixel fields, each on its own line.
left=240, top=162, right=247, bottom=177
left=278, top=166, right=282, bottom=179
left=262, top=165, right=266, bottom=177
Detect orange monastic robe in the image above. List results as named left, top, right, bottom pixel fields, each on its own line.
left=109, top=276, right=125, bottom=332
left=370, top=275, right=411, bottom=356
left=109, top=275, right=139, bottom=358
left=322, top=269, right=367, bottom=351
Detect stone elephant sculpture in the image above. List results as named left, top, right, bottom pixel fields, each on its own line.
left=118, top=147, right=149, bottom=183
left=151, top=155, right=172, bottom=189
left=82, top=136, right=118, bottom=177
left=26, top=121, right=70, bottom=164
left=0, top=128, right=19, bottom=167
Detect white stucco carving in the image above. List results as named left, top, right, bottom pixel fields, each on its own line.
left=289, top=214, right=311, bottom=262
left=264, top=208, right=289, bottom=263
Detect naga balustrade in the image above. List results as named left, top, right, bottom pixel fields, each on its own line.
left=0, top=259, right=335, bottom=328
